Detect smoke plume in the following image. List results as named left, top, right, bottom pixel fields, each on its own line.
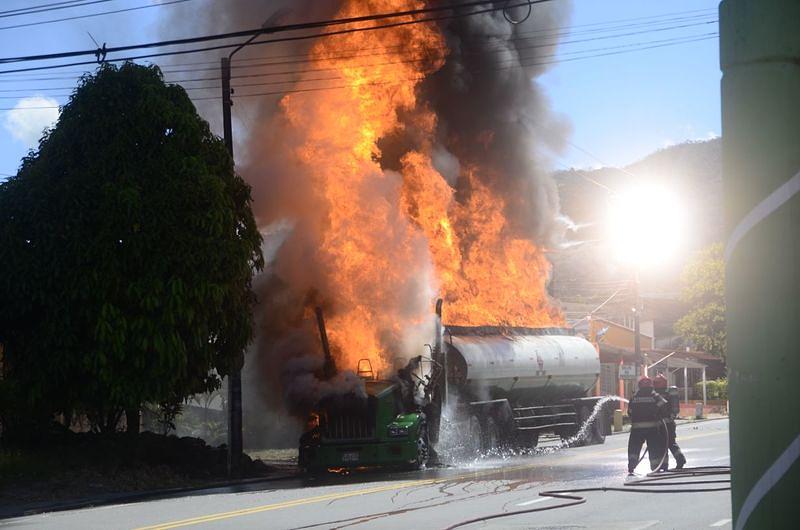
left=162, top=1, right=573, bottom=431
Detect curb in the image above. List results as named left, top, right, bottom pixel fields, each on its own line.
left=2, top=472, right=299, bottom=520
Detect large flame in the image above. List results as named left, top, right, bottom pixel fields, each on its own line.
left=401, top=153, right=561, bottom=326
left=270, top=0, right=562, bottom=374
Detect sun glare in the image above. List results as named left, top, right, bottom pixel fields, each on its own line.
left=607, top=183, right=686, bottom=267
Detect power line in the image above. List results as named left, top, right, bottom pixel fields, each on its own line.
left=160, top=32, right=716, bottom=96
left=0, top=24, right=717, bottom=92
left=147, top=13, right=717, bottom=74
left=3, top=14, right=719, bottom=79
left=0, top=9, right=718, bottom=80
left=0, top=0, right=195, bottom=32
left=0, top=2, right=543, bottom=75
left=0, top=32, right=718, bottom=111
left=6, top=7, right=711, bottom=75
left=0, top=1, right=541, bottom=65
left=215, top=34, right=717, bottom=100
left=142, top=18, right=718, bottom=77
left=0, top=0, right=116, bottom=19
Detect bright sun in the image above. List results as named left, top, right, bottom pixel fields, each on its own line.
left=607, top=183, right=687, bottom=267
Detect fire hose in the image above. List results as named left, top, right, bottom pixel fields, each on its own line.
left=444, top=421, right=728, bottom=530
left=443, top=466, right=731, bottom=530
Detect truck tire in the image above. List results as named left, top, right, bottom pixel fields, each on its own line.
left=576, top=404, right=606, bottom=446
left=591, top=409, right=607, bottom=445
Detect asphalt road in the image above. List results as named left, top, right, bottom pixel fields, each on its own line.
left=1, top=419, right=732, bottom=530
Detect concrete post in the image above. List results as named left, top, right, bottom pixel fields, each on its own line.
left=720, top=1, right=800, bottom=528
left=683, top=366, right=688, bottom=404
left=702, top=366, right=707, bottom=407
left=613, top=409, right=623, bottom=433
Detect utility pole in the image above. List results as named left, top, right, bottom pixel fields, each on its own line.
left=220, top=7, right=291, bottom=479
left=221, top=58, right=233, bottom=155
left=220, top=55, right=242, bottom=477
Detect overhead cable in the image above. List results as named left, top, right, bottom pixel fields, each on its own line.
left=0, top=1, right=545, bottom=64
left=0, top=32, right=718, bottom=110
left=0, top=10, right=718, bottom=79
left=0, top=0, right=194, bottom=31
left=0, top=0, right=114, bottom=18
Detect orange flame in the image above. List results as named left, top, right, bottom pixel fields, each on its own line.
left=401, top=154, right=562, bottom=326
left=274, top=0, right=561, bottom=373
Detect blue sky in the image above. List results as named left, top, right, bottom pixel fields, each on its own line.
left=540, top=0, right=721, bottom=169
left=0, top=0, right=721, bottom=181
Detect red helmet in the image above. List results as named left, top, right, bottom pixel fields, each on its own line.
left=654, top=374, right=668, bottom=389
left=638, top=376, right=653, bottom=389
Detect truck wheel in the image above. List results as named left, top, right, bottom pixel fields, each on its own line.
left=591, top=409, right=606, bottom=445
left=575, top=404, right=606, bottom=446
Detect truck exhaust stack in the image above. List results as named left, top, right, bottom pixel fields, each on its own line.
left=314, top=306, right=337, bottom=380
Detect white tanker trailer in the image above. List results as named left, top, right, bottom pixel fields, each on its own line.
left=427, top=301, right=613, bottom=452
left=298, top=302, right=613, bottom=472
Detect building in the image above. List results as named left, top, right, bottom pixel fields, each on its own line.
left=588, top=317, right=724, bottom=412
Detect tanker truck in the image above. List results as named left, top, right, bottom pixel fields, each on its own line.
left=298, top=302, right=612, bottom=472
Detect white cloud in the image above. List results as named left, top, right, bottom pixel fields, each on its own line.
left=3, top=96, right=60, bottom=149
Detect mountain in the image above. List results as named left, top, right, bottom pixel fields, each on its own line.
left=549, top=138, right=722, bottom=345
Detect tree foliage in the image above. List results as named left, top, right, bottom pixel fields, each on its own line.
left=0, top=63, right=263, bottom=437
left=674, top=243, right=726, bottom=359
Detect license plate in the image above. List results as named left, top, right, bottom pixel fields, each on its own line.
left=342, top=451, right=359, bottom=463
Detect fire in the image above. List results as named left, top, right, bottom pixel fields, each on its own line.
left=401, top=155, right=561, bottom=326
left=269, top=0, right=562, bottom=374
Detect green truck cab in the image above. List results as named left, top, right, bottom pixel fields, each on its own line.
left=298, top=379, right=429, bottom=472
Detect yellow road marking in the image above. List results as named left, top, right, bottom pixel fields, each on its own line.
left=135, top=428, right=729, bottom=529
left=134, top=480, right=435, bottom=530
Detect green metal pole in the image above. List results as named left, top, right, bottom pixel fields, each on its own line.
left=720, top=1, right=800, bottom=529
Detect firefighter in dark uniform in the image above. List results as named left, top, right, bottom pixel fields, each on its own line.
left=627, top=376, right=668, bottom=474
left=654, top=373, right=686, bottom=470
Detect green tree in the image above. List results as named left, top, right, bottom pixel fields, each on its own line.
left=0, top=63, right=263, bottom=438
left=675, top=243, right=726, bottom=360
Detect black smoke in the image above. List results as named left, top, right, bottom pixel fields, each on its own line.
left=160, top=1, right=574, bottom=447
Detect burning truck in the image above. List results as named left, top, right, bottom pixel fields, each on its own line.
left=299, top=301, right=612, bottom=472
left=208, top=0, right=597, bottom=473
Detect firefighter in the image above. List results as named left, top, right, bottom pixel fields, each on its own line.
left=627, top=376, right=669, bottom=474
left=654, top=373, right=686, bottom=470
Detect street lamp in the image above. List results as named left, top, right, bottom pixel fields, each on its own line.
left=221, top=8, right=290, bottom=477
